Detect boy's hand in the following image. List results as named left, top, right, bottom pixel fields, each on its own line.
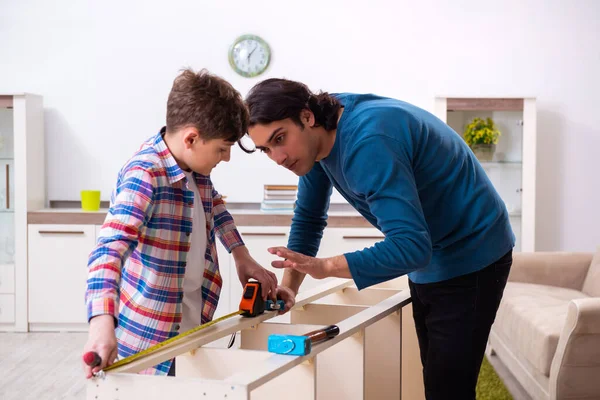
left=82, top=315, right=118, bottom=379
left=275, top=285, right=296, bottom=315
left=232, top=245, right=278, bottom=301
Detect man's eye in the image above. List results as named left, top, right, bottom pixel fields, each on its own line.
left=275, top=134, right=284, bottom=144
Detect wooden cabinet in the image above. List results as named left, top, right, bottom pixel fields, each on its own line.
left=27, top=224, right=96, bottom=331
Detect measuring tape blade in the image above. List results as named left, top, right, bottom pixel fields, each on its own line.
left=103, top=309, right=244, bottom=372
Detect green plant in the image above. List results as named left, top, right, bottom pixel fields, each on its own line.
left=463, top=117, right=501, bottom=146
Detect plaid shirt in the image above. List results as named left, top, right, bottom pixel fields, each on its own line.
left=85, top=128, right=244, bottom=375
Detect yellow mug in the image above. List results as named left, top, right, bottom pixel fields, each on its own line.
left=81, top=190, right=101, bottom=211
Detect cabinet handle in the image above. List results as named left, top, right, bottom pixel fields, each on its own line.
left=343, top=235, right=385, bottom=240
left=241, top=232, right=286, bottom=236
left=5, top=164, right=8, bottom=210
left=38, top=230, right=85, bottom=235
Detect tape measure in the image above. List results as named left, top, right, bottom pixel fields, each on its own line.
left=84, top=281, right=285, bottom=373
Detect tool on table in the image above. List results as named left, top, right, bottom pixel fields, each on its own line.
left=227, top=284, right=285, bottom=348
left=84, top=280, right=283, bottom=377
left=267, top=325, right=340, bottom=356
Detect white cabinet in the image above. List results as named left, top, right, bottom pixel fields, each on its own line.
left=321, top=227, right=385, bottom=257
left=0, top=94, right=45, bottom=332
left=24, top=221, right=387, bottom=328
left=434, top=97, right=537, bottom=252
left=218, top=226, right=385, bottom=315
left=28, top=224, right=95, bottom=331
left=0, top=263, right=16, bottom=323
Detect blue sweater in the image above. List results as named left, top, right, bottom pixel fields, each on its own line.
left=287, top=93, right=515, bottom=289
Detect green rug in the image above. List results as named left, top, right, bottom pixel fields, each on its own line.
left=476, top=356, right=513, bottom=399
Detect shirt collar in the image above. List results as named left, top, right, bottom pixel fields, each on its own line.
left=152, top=126, right=186, bottom=184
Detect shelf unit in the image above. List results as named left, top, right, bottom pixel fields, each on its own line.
left=0, top=94, right=45, bottom=332
left=433, top=97, right=537, bottom=252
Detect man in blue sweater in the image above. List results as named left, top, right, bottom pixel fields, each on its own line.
left=242, top=78, right=514, bottom=399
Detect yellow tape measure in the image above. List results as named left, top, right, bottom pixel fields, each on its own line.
left=103, top=309, right=244, bottom=372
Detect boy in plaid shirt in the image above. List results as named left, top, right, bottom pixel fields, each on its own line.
left=83, top=69, right=295, bottom=377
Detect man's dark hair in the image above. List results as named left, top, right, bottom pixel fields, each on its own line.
left=166, top=68, right=248, bottom=142
left=240, top=78, right=341, bottom=153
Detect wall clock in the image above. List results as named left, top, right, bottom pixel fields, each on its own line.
left=228, top=34, right=271, bottom=78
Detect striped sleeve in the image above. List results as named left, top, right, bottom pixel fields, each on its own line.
left=85, top=166, right=155, bottom=324
left=212, top=188, right=244, bottom=253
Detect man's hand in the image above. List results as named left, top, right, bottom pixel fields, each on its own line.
left=232, top=245, right=278, bottom=301
left=275, top=285, right=296, bottom=315
left=82, top=315, right=118, bottom=379
left=268, top=247, right=353, bottom=280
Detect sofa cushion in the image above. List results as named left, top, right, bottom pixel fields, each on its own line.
left=493, top=282, right=589, bottom=376
left=582, top=245, right=600, bottom=297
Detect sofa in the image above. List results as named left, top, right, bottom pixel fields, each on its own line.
left=488, top=247, right=600, bottom=400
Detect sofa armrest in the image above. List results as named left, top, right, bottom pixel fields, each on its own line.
left=509, top=252, right=593, bottom=290
left=549, top=298, right=600, bottom=400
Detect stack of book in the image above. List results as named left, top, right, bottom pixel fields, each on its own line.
left=260, top=184, right=298, bottom=213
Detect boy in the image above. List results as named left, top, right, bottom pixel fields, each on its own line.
left=82, top=69, right=294, bottom=378
left=242, top=78, right=514, bottom=399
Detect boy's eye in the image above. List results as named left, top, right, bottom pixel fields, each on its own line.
left=275, top=134, right=285, bottom=144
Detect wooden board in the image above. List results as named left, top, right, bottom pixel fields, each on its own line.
left=446, top=98, right=524, bottom=111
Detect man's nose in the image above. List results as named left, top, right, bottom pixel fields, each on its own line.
left=271, top=149, right=287, bottom=166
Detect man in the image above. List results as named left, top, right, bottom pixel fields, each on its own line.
left=241, top=78, right=514, bottom=399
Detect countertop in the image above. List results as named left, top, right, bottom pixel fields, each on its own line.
left=27, top=207, right=373, bottom=227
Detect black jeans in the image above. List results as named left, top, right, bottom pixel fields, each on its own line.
left=408, top=250, right=512, bottom=400
left=167, top=358, right=176, bottom=376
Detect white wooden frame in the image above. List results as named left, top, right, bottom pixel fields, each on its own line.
left=86, top=277, right=415, bottom=399
left=0, top=94, right=45, bottom=332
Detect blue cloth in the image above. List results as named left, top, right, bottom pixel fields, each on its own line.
left=287, top=93, right=515, bottom=289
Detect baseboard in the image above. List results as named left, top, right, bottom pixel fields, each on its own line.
left=28, top=323, right=88, bottom=332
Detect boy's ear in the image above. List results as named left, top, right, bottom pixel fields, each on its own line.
left=182, top=127, right=201, bottom=148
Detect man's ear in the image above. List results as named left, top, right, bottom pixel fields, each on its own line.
left=300, top=109, right=316, bottom=128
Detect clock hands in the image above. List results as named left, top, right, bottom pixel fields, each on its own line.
left=247, top=44, right=258, bottom=62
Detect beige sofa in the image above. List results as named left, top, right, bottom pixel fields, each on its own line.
left=488, top=248, right=600, bottom=400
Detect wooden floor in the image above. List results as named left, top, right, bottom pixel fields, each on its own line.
left=1, top=332, right=531, bottom=400
left=0, top=332, right=88, bottom=400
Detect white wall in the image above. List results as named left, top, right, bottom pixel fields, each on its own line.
left=1, top=0, right=599, bottom=251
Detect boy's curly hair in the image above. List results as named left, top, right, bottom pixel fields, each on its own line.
left=166, top=68, right=248, bottom=142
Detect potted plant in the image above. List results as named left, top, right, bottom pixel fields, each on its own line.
left=462, top=117, right=501, bottom=161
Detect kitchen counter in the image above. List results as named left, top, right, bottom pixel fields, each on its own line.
left=27, top=207, right=373, bottom=227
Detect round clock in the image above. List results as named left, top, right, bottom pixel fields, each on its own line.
left=228, top=34, right=271, bottom=78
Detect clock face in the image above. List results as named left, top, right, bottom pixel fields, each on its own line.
left=229, top=35, right=271, bottom=78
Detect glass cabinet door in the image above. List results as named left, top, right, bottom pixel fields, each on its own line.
left=443, top=102, right=525, bottom=252
left=0, top=107, right=15, bottom=268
